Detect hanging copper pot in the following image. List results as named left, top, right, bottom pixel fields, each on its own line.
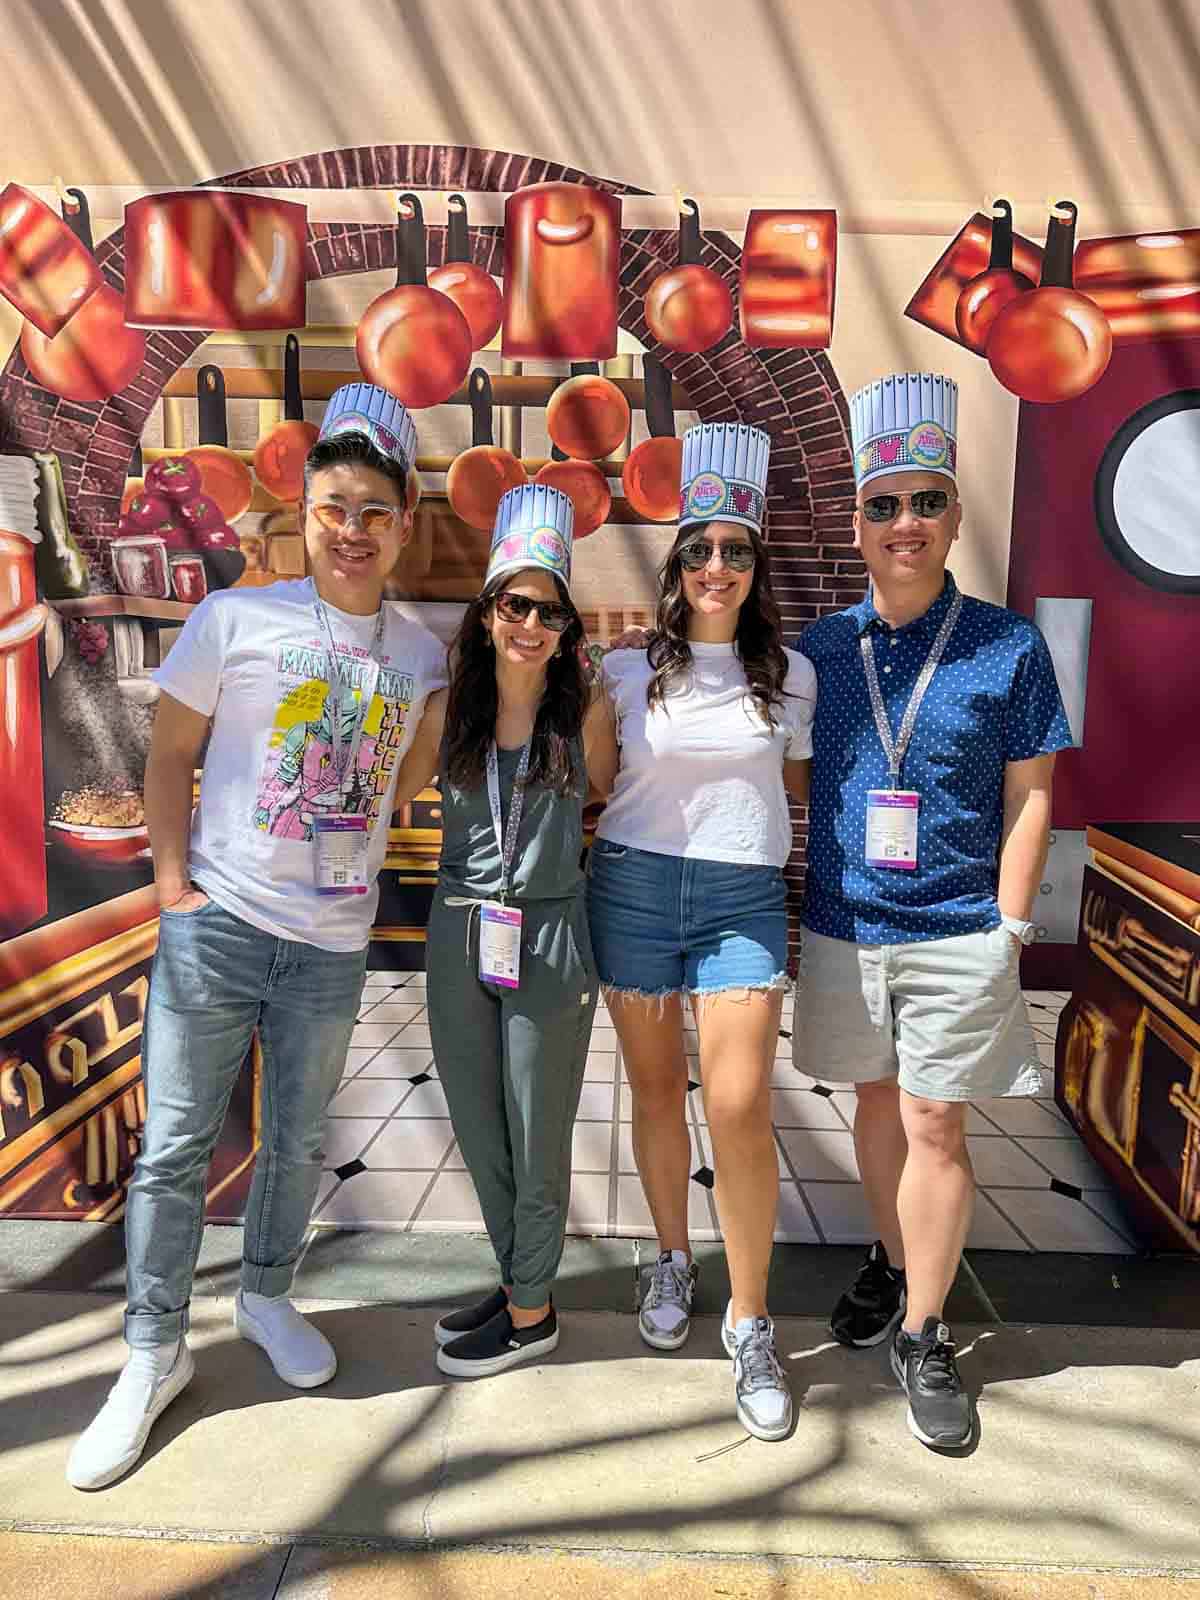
left=622, top=353, right=683, bottom=522
left=644, top=198, right=733, bottom=353
left=906, top=210, right=1044, bottom=347
left=987, top=202, right=1113, bottom=405
left=955, top=200, right=1036, bottom=355
left=534, top=459, right=610, bottom=538
left=0, top=182, right=103, bottom=338
left=20, top=187, right=145, bottom=403
left=185, top=366, right=254, bottom=522
left=446, top=368, right=527, bottom=531
left=546, top=360, right=630, bottom=461
left=428, top=193, right=503, bottom=351
left=254, top=334, right=319, bottom=502
left=357, top=194, right=473, bottom=410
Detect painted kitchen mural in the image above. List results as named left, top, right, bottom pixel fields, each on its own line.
left=0, top=143, right=1196, bottom=1255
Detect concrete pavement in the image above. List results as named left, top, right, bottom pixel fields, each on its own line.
left=2, top=1291, right=1198, bottom=1589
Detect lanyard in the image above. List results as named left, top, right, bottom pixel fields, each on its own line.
left=859, top=590, right=962, bottom=789
left=486, top=739, right=532, bottom=905
left=313, top=595, right=386, bottom=805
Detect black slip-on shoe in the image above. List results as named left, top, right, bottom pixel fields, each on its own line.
left=436, top=1304, right=559, bottom=1379
left=434, top=1287, right=509, bottom=1347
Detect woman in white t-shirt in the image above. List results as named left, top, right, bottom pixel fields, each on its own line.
left=587, top=422, right=815, bottom=1442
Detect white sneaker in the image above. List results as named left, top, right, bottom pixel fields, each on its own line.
left=721, top=1303, right=793, bottom=1442
left=235, top=1290, right=337, bottom=1387
left=66, top=1340, right=195, bottom=1490
left=639, top=1250, right=699, bottom=1350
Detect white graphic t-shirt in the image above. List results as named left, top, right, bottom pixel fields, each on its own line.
left=154, top=578, right=448, bottom=951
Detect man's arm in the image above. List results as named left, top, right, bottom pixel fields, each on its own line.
left=391, top=687, right=448, bottom=808
left=145, top=691, right=211, bottom=911
left=783, top=758, right=811, bottom=805
left=998, top=753, right=1056, bottom=924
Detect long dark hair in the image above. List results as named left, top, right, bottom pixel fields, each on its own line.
left=646, top=522, right=790, bottom=725
left=444, top=569, right=588, bottom=795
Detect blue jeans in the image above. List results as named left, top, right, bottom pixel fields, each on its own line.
left=587, top=840, right=789, bottom=997
left=124, top=898, right=365, bottom=1348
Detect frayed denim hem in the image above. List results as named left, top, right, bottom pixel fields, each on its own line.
left=602, top=975, right=790, bottom=1020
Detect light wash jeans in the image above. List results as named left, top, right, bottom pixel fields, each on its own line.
left=124, top=897, right=365, bottom=1348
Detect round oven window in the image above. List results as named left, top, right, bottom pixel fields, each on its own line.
left=1094, top=390, right=1200, bottom=594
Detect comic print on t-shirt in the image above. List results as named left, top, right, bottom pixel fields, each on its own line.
left=251, top=638, right=415, bottom=841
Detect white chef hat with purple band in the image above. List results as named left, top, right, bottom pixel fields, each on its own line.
left=850, top=372, right=958, bottom=490
left=678, top=422, right=771, bottom=533
left=318, top=382, right=418, bottom=474
left=486, top=483, right=575, bottom=589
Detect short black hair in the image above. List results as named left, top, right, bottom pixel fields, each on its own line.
left=302, top=431, right=408, bottom=500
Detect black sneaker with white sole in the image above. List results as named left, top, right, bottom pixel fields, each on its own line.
left=890, top=1316, right=974, bottom=1448
left=436, top=1303, right=559, bottom=1379
left=434, top=1287, right=508, bottom=1347
left=830, top=1240, right=906, bottom=1348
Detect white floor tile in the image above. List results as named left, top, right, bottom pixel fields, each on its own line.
left=315, top=1170, right=431, bottom=1227
left=576, top=1082, right=618, bottom=1120
left=1014, top=1136, right=1112, bottom=1190
left=584, top=1053, right=618, bottom=1081
left=614, top=1174, right=713, bottom=1235
left=355, top=1046, right=436, bottom=1077
left=1036, top=1039, right=1056, bottom=1071
left=974, top=1097, right=1075, bottom=1138
left=1079, top=1190, right=1140, bottom=1248
left=365, top=1118, right=456, bottom=1168
left=341, top=1048, right=382, bottom=1077
left=566, top=1172, right=612, bottom=1232
left=391, top=1024, right=433, bottom=1048
left=358, top=1002, right=425, bottom=1028
left=350, top=1022, right=407, bottom=1048
left=777, top=1127, right=858, bottom=1182
left=329, top=1080, right=410, bottom=1118
left=775, top=1182, right=821, bottom=1243
left=311, top=1172, right=339, bottom=1216
left=412, top=1170, right=485, bottom=1229
left=966, top=1136, right=1051, bottom=1187
left=967, top=1192, right=1032, bottom=1250
left=444, top=1143, right=466, bottom=1171
left=802, top=1181, right=875, bottom=1244
left=395, top=1080, right=450, bottom=1116
left=573, top=1120, right=617, bottom=1172
left=983, top=1187, right=1133, bottom=1253
left=322, top=1118, right=386, bottom=1168
left=770, top=1088, right=848, bottom=1130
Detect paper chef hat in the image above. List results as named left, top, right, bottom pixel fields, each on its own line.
left=318, top=382, right=419, bottom=475
left=486, top=483, right=575, bottom=589
left=849, top=372, right=958, bottom=490
left=678, top=422, right=771, bottom=534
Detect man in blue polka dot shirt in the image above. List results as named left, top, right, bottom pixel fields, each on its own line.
left=793, top=372, right=1072, bottom=1451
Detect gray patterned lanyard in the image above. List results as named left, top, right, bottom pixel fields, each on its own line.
left=486, top=740, right=533, bottom=905
left=859, top=590, right=962, bottom=790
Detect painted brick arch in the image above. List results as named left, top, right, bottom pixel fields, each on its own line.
left=0, top=143, right=863, bottom=914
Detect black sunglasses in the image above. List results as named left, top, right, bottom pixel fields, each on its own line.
left=861, top=489, right=954, bottom=523
left=677, top=538, right=757, bottom=572
left=493, top=590, right=576, bottom=633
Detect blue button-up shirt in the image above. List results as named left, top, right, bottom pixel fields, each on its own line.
left=796, top=574, right=1073, bottom=944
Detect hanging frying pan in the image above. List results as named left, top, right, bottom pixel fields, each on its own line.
left=621, top=353, right=683, bottom=522
left=186, top=366, right=254, bottom=521
left=254, top=334, right=319, bottom=501
left=643, top=197, right=733, bottom=353
left=546, top=358, right=630, bottom=460
left=955, top=199, right=1035, bottom=355
left=428, top=193, right=504, bottom=351
left=446, top=368, right=527, bottom=531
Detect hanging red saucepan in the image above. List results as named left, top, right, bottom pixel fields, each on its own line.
left=446, top=368, right=527, bottom=531
left=545, top=359, right=631, bottom=461
left=534, top=458, right=611, bottom=539
left=357, top=193, right=473, bottom=410
left=254, top=334, right=319, bottom=502
left=644, top=197, right=733, bottom=354
left=621, top=353, right=683, bottom=522
left=954, top=200, right=1036, bottom=355
left=20, top=187, right=146, bottom=403
left=987, top=202, right=1113, bottom=404
left=428, top=193, right=504, bottom=351
left=186, top=366, right=255, bottom=522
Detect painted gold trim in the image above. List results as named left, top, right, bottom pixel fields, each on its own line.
left=0, top=921, right=159, bottom=1037
left=1090, top=945, right=1200, bottom=1049
left=0, top=1057, right=142, bottom=1189
left=368, top=929, right=427, bottom=944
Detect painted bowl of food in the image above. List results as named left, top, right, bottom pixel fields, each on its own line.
left=49, top=787, right=150, bottom=866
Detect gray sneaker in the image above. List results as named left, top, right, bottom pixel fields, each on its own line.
left=721, top=1304, right=793, bottom=1441
left=639, top=1250, right=699, bottom=1350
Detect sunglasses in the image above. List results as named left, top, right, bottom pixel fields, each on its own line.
left=311, top=500, right=401, bottom=535
left=677, top=538, right=757, bottom=572
left=493, top=590, right=576, bottom=633
left=860, top=489, right=955, bottom=523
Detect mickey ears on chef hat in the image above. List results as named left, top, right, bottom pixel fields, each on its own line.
left=678, top=422, right=771, bottom=534
left=486, top=483, right=575, bottom=589
left=318, top=382, right=419, bottom=475
left=850, top=372, right=958, bottom=491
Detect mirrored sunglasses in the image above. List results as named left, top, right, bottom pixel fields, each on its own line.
left=861, top=489, right=954, bottom=523
left=677, top=538, right=757, bottom=572
left=494, top=590, right=576, bottom=633
left=312, top=500, right=400, bottom=535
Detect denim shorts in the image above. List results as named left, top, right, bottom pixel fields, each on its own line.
left=586, top=839, right=788, bottom=998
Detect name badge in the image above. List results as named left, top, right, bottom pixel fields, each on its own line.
left=865, top=790, right=920, bottom=870
left=479, top=901, right=523, bottom=988
left=313, top=814, right=370, bottom=895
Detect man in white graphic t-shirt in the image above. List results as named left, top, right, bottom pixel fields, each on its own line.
left=68, top=385, right=448, bottom=1491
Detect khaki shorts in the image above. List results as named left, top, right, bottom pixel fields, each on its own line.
left=793, top=925, right=1045, bottom=1102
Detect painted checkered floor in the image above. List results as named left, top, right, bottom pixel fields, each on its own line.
left=311, top=975, right=1137, bottom=1254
